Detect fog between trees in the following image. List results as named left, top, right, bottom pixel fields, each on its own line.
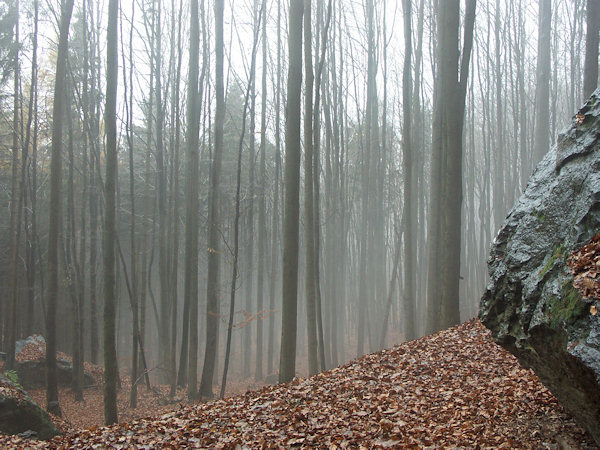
left=0, top=0, right=597, bottom=423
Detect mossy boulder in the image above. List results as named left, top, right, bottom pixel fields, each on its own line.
left=480, top=90, right=600, bottom=445
left=0, top=374, right=60, bottom=440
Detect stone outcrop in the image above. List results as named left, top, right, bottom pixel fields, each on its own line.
left=0, top=374, right=60, bottom=440
left=480, top=91, right=600, bottom=445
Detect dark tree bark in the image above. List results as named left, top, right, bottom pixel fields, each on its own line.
left=5, top=0, right=20, bottom=372
left=45, top=0, right=75, bottom=418
left=279, top=0, right=303, bottom=384
left=103, top=0, right=119, bottom=426
left=426, top=0, right=476, bottom=333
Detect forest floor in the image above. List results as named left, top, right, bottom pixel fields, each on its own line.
left=1, top=319, right=597, bottom=448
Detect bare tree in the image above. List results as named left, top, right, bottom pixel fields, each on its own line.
left=279, top=0, right=303, bottom=384
left=199, top=0, right=225, bottom=399
left=584, top=0, right=600, bottom=98
left=45, top=0, right=76, bottom=418
left=533, top=0, right=552, bottom=165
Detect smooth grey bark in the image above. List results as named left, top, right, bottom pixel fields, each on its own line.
left=584, top=0, right=600, bottom=98
left=183, top=0, right=200, bottom=395
left=267, top=0, right=282, bottom=377
left=279, top=0, right=303, bottom=384
left=533, top=0, right=552, bottom=165
left=255, top=0, right=267, bottom=382
left=303, top=0, right=319, bottom=377
left=401, top=0, right=417, bottom=342
left=199, top=0, right=225, bottom=399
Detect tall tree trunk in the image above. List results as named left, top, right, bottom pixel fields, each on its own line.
left=152, top=0, right=171, bottom=385
left=104, top=0, right=119, bottom=426
left=303, top=0, right=319, bottom=376
left=358, top=0, right=377, bottom=356
left=279, top=0, right=303, bottom=384
left=184, top=0, right=201, bottom=395
left=427, top=0, right=476, bottom=333
left=221, top=15, right=261, bottom=396
left=199, top=0, right=225, bottom=399
left=401, top=0, right=416, bottom=342
left=533, top=0, right=552, bottom=165
left=584, top=0, right=600, bottom=98
left=168, top=0, right=183, bottom=399
left=312, top=0, right=332, bottom=371
left=24, top=0, right=39, bottom=339
left=267, top=0, right=282, bottom=377
left=5, top=0, right=20, bottom=371
left=255, top=0, right=268, bottom=382
left=121, top=0, right=140, bottom=408
left=88, top=0, right=100, bottom=366
left=46, top=0, right=75, bottom=417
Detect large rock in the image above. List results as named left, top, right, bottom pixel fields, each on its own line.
left=0, top=374, right=60, bottom=440
left=480, top=92, right=600, bottom=445
left=14, top=335, right=95, bottom=389
left=16, top=359, right=95, bottom=390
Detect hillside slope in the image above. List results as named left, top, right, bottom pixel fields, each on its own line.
left=1, top=320, right=596, bottom=448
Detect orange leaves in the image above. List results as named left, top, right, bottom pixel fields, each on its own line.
left=1, top=320, right=595, bottom=448
left=568, top=233, right=600, bottom=312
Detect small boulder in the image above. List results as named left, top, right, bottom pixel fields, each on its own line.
left=0, top=374, right=60, bottom=440
left=480, top=91, right=600, bottom=445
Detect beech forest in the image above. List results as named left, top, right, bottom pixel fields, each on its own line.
left=0, top=0, right=599, bottom=444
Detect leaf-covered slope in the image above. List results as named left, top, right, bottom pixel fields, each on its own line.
left=2, top=320, right=595, bottom=448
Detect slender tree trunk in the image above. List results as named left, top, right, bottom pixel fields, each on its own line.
left=104, top=0, right=119, bottom=426
left=199, top=0, right=225, bottom=399
left=222, top=17, right=261, bottom=396
left=533, top=0, right=552, bottom=165
left=401, top=0, right=416, bottom=342
left=313, top=0, right=332, bottom=372
left=303, top=0, right=319, bottom=376
left=255, top=0, right=268, bottom=382
left=267, top=0, right=282, bottom=377
left=184, top=0, right=201, bottom=396
left=5, top=0, right=20, bottom=371
left=88, top=0, right=100, bottom=366
left=584, top=0, right=600, bottom=98
left=279, top=0, right=303, bottom=384
left=24, top=0, right=39, bottom=339
left=46, top=0, right=75, bottom=417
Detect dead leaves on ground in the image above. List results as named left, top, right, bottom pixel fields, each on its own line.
left=1, top=320, right=596, bottom=448
left=568, top=233, right=600, bottom=315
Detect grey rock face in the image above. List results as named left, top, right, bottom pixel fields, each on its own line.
left=480, top=92, right=600, bottom=445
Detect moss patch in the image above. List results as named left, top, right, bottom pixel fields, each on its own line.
left=532, top=210, right=547, bottom=222
left=548, top=283, right=586, bottom=329
left=539, top=244, right=566, bottom=278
